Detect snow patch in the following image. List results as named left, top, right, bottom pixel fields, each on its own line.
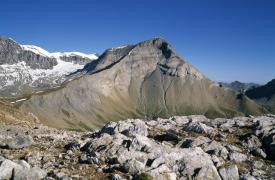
left=21, top=45, right=98, bottom=60
left=52, top=52, right=98, bottom=60
left=21, top=45, right=53, bottom=57
left=0, top=59, right=85, bottom=90
left=108, top=45, right=128, bottom=51
left=15, top=98, right=27, bottom=102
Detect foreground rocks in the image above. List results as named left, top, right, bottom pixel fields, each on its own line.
left=0, top=115, right=275, bottom=179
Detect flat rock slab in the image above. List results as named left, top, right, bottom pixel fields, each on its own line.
left=7, top=134, right=33, bottom=149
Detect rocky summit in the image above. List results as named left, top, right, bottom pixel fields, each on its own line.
left=0, top=115, right=275, bottom=179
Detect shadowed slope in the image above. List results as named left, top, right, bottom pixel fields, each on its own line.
left=246, top=79, right=275, bottom=113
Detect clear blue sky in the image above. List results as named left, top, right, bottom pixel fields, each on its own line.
left=1, top=0, right=274, bottom=84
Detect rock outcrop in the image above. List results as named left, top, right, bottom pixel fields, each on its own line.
left=0, top=115, right=275, bottom=179
left=20, top=38, right=265, bottom=130
left=0, top=37, right=57, bottom=69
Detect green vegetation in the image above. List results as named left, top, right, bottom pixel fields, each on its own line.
left=137, top=173, right=153, bottom=180
left=78, top=121, right=93, bottom=131
left=61, top=109, right=70, bottom=118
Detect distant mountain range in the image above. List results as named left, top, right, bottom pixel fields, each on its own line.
left=18, top=38, right=264, bottom=130
left=0, top=36, right=97, bottom=97
left=219, top=81, right=260, bottom=92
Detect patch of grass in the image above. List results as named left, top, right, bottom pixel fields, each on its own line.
left=66, top=127, right=83, bottom=132
left=137, top=173, right=153, bottom=180
left=62, top=118, right=75, bottom=126
left=223, top=134, right=240, bottom=144
left=204, top=109, right=225, bottom=119
left=61, top=109, right=70, bottom=118
left=78, top=122, right=93, bottom=131
left=237, top=162, right=252, bottom=174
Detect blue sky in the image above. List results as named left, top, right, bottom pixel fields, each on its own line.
left=0, top=0, right=274, bottom=84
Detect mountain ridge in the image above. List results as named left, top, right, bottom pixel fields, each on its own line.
left=246, top=79, right=275, bottom=112
left=220, top=81, right=260, bottom=92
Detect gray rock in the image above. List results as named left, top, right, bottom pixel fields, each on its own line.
left=246, top=135, right=262, bottom=149
left=54, top=172, right=72, bottom=180
left=79, top=154, right=98, bottom=164
left=253, top=161, right=264, bottom=169
left=87, top=157, right=99, bottom=165
left=233, top=117, right=253, bottom=127
left=195, top=165, right=221, bottom=180
left=13, top=167, right=46, bottom=180
left=219, top=165, right=239, bottom=180
left=177, top=147, right=215, bottom=176
left=101, top=119, right=148, bottom=137
left=229, top=152, right=248, bottom=163
left=240, top=173, right=257, bottom=180
left=170, top=116, right=190, bottom=126
left=225, top=145, right=242, bottom=153
left=124, top=159, right=146, bottom=174
left=89, top=133, right=113, bottom=150
left=203, top=141, right=229, bottom=159
left=151, top=118, right=176, bottom=131
left=189, top=115, right=209, bottom=123
left=13, top=160, right=31, bottom=169
left=7, top=134, right=33, bottom=149
left=129, top=134, right=154, bottom=153
left=251, top=169, right=266, bottom=177
left=184, top=122, right=214, bottom=134
left=181, top=136, right=211, bottom=148
left=251, top=148, right=267, bottom=159
left=0, top=159, right=22, bottom=179
left=211, top=155, right=225, bottom=167
left=109, top=174, right=123, bottom=180
left=219, top=119, right=236, bottom=129
left=154, top=129, right=179, bottom=143
left=0, top=156, right=6, bottom=162
left=146, top=164, right=175, bottom=180
left=64, top=141, right=80, bottom=151
left=0, top=158, right=46, bottom=180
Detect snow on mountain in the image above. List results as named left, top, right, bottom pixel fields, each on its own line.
left=0, top=38, right=98, bottom=97
left=52, top=52, right=98, bottom=60
left=21, top=45, right=98, bottom=60
left=21, top=45, right=53, bottom=57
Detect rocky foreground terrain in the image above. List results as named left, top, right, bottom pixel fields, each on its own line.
left=0, top=115, right=275, bottom=180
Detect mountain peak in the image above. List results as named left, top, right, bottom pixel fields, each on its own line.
left=81, top=38, right=202, bottom=79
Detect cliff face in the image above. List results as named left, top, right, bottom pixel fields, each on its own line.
left=20, top=38, right=264, bottom=130
left=0, top=37, right=57, bottom=69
